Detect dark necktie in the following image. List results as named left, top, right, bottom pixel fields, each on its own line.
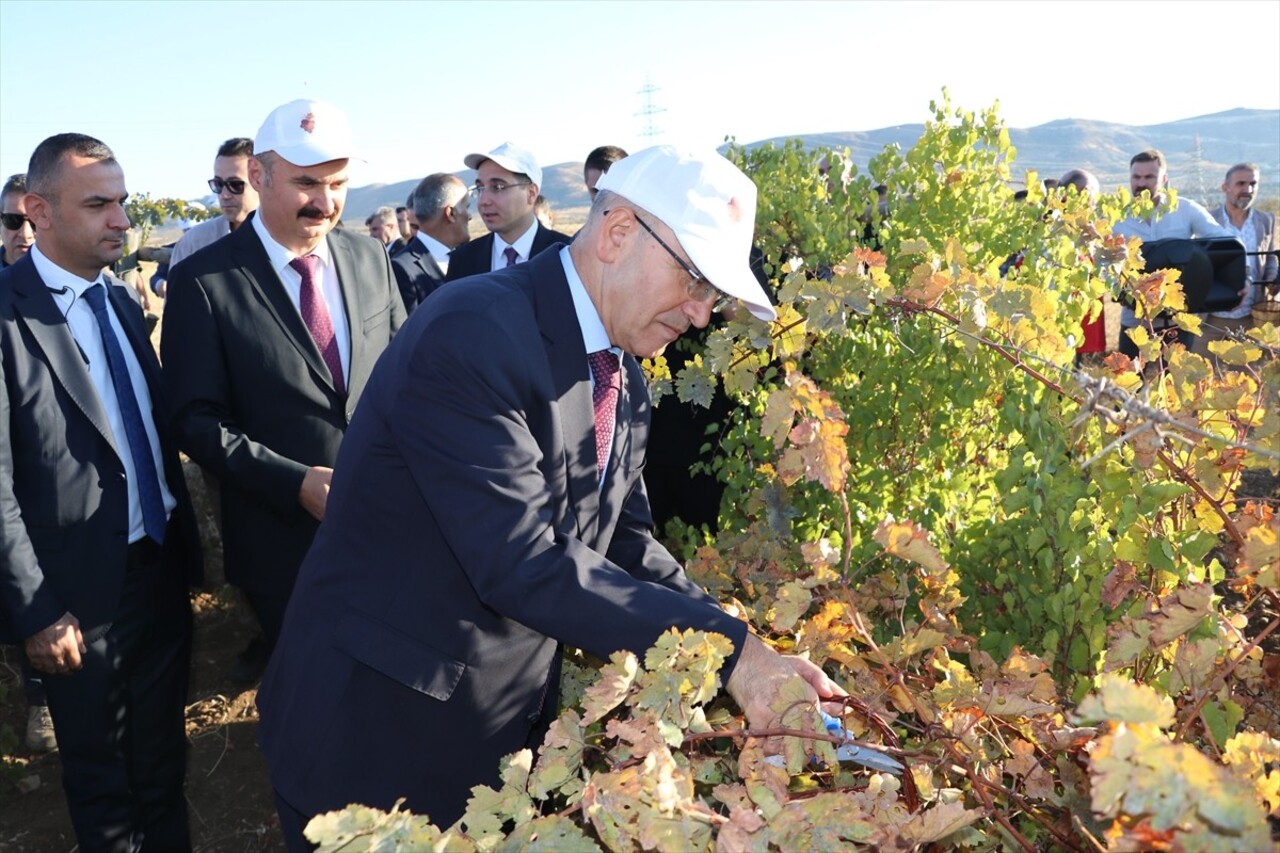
left=503, top=246, right=519, bottom=268
left=588, top=350, right=621, bottom=480
left=82, top=284, right=167, bottom=544
left=289, top=254, right=345, bottom=395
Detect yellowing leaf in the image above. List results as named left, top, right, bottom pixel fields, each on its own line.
left=1075, top=674, right=1175, bottom=727
left=768, top=581, right=813, bottom=633
left=873, top=519, right=949, bottom=574
left=1148, top=582, right=1214, bottom=646
left=1208, top=338, right=1263, bottom=366
left=581, top=650, right=638, bottom=725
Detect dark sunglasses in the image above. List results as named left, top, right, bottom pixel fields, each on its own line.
left=208, top=178, right=247, bottom=195
left=1, top=212, right=31, bottom=230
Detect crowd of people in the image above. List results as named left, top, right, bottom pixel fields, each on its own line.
left=1, top=94, right=1275, bottom=852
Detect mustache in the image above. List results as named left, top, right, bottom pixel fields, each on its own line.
left=297, top=206, right=329, bottom=220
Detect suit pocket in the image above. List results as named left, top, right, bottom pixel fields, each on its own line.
left=333, top=608, right=465, bottom=701
left=361, top=303, right=391, bottom=335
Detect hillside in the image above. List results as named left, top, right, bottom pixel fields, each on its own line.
left=334, top=107, right=1278, bottom=221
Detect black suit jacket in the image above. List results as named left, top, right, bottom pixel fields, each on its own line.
left=441, top=223, right=573, bottom=282
left=389, top=236, right=446, bottom=314
left=0, top=257, right=201, bottom=643
left=257, top=248, right=747, bottom=825
left=160, top=221, right=406, bottom=597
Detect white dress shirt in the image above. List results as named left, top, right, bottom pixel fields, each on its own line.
left=561, top=246, right=621, bottom=489
left=251, top=213, right=351, bottom=386
left=416, top=231, right=453, bottom=275
left=30, top=245, right=177, bottom=543
left=490, top=220, right=539, bottom=270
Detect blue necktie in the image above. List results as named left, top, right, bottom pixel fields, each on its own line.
left=82, top=284, right=167, bottom=544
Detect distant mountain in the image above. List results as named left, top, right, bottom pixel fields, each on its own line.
left=340, top=108, right=1279, bottom=222
left=747, top=108, right=1280, bottom=206
left=343, top=164, right=593, bottom=231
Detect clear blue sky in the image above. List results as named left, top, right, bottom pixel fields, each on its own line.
left=2, top=0, right=1277, bottom=200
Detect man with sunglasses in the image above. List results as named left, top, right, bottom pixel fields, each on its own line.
left=258, top=146, right=846, bottom=846
left=443, top=141, right=572, bottom=282
left=1, top=173, right=35, bottom=269
left=166, top=137, right=260, bottom=278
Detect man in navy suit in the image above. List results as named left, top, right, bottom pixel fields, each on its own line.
left=161, top=99, right=405, bottom=684
left=257, top=145, right=845, bottom=846
left=391, top=172, right=471, bottom=312
left=442, top=142, right=572, bottom=282
left=0, top=133, right=202, bottom=852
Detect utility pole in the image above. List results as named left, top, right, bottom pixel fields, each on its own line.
left=1187, top=134, right=1210, bottom=206
left=636, top=76, right=666, bottom=143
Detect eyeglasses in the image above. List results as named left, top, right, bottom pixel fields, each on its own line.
left=1, top=213, right=32, bottom=230
left=619, top=210, right=733, bottom=312
left=470, top=181, right=531, bottom=197
left=208, top=177, right=247, bottom=195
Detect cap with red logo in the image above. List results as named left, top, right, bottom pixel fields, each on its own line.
left=595, top=145, right=772, bottom=321
left=254, top=99, right=361, bottom=167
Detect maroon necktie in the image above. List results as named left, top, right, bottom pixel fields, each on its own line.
left=289, top=254, right=345, bottom=395
left=503, top=246, right=519, bottom=268
left=588, top=350, right=620, bottom=480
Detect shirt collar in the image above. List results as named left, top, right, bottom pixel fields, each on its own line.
left=499, top=219, right=539, bottom=260
left=251, top=210, right=333, bottom=276
left=560, top=246, right=613, bottom=355
left=416, top=230, right=452, bottom=264
left=30, top=243, right=104, bottom=296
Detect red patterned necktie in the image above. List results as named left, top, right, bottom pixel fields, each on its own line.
left=503, top=246, right=519, bottom=267
left=289, top=254, right=345, bottom=395
left=588, top=350, right=621, bottom=480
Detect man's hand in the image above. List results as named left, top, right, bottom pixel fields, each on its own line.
left=130, top=274, right=152, bottom=312
left=725, top=633, right=847, bottom=735
left=24, top=613, right=87, bottom=675
left=299, top=466, right=334, bottom=521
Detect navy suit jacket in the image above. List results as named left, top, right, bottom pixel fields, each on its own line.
left=441, top=222, right=573, bottom=282
left=160, top=220, right=406, bottom=597
left=389, top=235, right=446, bottom=314
left=0, top=257, right=201, bottom=643
left=257, top=247, right=747, bottom=825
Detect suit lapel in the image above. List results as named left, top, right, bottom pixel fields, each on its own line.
left=10, top=262, right=118, bottom=455
left=231, top=225, right=338, bottom=394
left=329, top=231, right=365, bottom=397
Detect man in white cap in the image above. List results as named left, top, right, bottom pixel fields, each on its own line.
left=161, top=98, right=406, bottom=684
left=443, top=141, right=572, bottom=281
left=257, top=145, right=845, bottom=845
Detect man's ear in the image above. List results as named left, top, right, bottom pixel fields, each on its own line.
left=248, top=157, right=267, bottom=192
left=595, top=207, right=632, bottom=265
left=23, top=192, right=52, bottom=231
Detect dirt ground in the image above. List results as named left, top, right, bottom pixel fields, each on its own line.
left=0, top=461, right=283, bottom=852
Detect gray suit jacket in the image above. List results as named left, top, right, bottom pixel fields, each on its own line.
left=1210, top=205, right=1278, bottom=284
left=0, top=257, right=201, bottom=643
left=160, top=218, right=406, bottom=596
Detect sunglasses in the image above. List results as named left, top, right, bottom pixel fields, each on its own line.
left=1, top=212, right=32, bottom=230
left=208, top=178, right=247, bottom=195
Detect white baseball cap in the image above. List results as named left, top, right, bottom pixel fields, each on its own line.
left=596, top=145, right=772, bottom=321
left=464, top=142, right=542, bottom=189
left=254, top=99, right=360, bottom=167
